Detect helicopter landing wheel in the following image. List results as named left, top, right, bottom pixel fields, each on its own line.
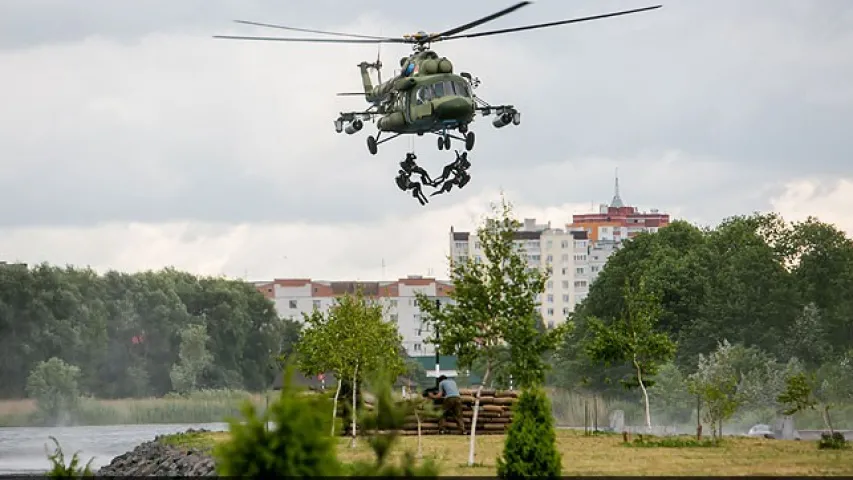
left=437, top=136, right=444, bottom=151
left=443, top=135, right=451, bottom=150
left=367, top=135, right=378, bottom=155
left=459, top=123, right=468, bottom=134
left=465, top=131, right=475, bottom=151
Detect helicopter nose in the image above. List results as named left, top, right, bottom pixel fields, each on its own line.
left=433, top=97, right=473, bottom=120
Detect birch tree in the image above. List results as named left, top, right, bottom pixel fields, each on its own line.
left=584, top=278, right=676, bottom=430
left=298, top=291, right=405, bottom=445
left=416, top=195, right=565, bottom=466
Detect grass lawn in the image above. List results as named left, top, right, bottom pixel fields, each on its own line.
left=171, top=429, right=853, bottom=476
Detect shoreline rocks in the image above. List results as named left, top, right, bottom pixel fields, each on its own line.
left=96, top=429, right=216, bottom=477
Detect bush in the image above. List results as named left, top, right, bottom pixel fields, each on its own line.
left=496, top=387, right=561, bottom=479
left=26, top=358, right=82, bottom=425
left=818, top=432, right=848, bottom=450
left=212, top=366, right=342, bottom=477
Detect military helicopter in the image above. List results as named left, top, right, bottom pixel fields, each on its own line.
left=215, top=2, right=661, bottom=156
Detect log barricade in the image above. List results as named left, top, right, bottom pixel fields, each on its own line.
left=352, top=388, right=519, bottom=436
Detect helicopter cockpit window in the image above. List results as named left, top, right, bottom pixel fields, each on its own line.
left=453, top=81, right=470, bottom=97
left=431, top=81, right=446, bottom=98
left=415, top=86, right=431, bottom=105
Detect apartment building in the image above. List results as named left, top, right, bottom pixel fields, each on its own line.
left=570, top=174, right=670, bottom=242
left=254, top=276, right=453, bottom=359
left=448, top=218, right=592, bottom=327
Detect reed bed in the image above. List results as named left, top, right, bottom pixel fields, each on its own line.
left=0, top=389, right=278, bottom=427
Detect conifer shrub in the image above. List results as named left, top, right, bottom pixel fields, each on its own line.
left=213, top=366, right=342, bottom=477
left=496, top=387, right=561, bottom=479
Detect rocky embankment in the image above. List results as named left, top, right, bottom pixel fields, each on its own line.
left=96, top=429, right=216, bottom=476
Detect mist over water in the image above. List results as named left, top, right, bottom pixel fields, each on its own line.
left=0, top=422, right=227, bottom=474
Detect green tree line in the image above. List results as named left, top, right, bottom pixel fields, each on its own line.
left=553, top=213, right=853, bottom=418
left=0, top=266, right=293, bottom=399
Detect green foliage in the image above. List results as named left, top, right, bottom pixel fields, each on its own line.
left=687, top=340, right=743, bottom=439
left=213, top=365, right=342, bottom=477
left=158, top=430, right=215, bottom=450
left=169, top=323, right=214, bottom=394
left=298, top=290, right=406, bottom=439
left=778, top=372, right=818, bottom=416
left=624, top=436, right=720, bottom=448
left=496, top=387, right=561, bottom=479
left=346, top=372, right=439, bottom=476
left=558, top=213, right=853, bottom=400
left=26, top=357, right=82, bottom=424
left=818, top=431, right=848, bottom=450
left=415, top=195, right=568, bottom=389
left=44, top=436, right=94, bottom=478
left=0, top=264, right=285, bottom=401
left=584, top=278, right=676, bottom=427
left=298, top=291, right=405, bottom=383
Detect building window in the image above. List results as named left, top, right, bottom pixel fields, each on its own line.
left=563, top=307, right=570, bottom=315
left=547, top=294, right=554, bottom=303
left=546, top=281, right=553, bottom=289
left=546, top=255, right=553, bottom=263
left=547, top=321, right=555, bottom=329
left=561, top=240, right=569, bottom=248
left=561, top=267, right=568, bottom=275
left=562, top=294, right=569, bottom=302
left=576, top=267, right=584, bottom=274
left=414, top=343, right=422, bottom=352
left=289, top=300, right=297, bottom=309
left=390, top=314, right=398, bottom=323
left=591, top=266, right=600, bottom=273
left=574, top=280, right=588, bottom=288
left=547, top=308, right=554, bottom=316
left=390, top=299, right=398, bottom=307
left=561, top=254, right=569, bottom=262
left=312, top=300, right=321, bottom=309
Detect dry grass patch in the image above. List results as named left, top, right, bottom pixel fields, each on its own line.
left=195, top=429, right=853, bottom=476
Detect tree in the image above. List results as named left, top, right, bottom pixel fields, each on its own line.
left=496, top=386, right=561, bottom=479
left=584, top=278, right=676, bottom=429
left=416, top=195, right=566, bottom=466
left=298, top=290, right=406, bottom=445
left=169, top=323, right=213, bottom=394
left=687, top=340, right=743, bottom=440
left=25, top=357, right=82, bottom=425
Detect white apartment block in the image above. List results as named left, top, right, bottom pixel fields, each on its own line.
left=254, top=276, right=452, bottom=358
left=449, top=218, right=615, bottom=327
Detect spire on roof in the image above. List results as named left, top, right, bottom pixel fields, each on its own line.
left=610, top=167, right=624, bottom=208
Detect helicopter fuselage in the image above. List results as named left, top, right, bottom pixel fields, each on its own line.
left=376, top=73, right=476, bottom=134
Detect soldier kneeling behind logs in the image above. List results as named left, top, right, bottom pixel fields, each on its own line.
left=424, top=375, right=467, bottom=435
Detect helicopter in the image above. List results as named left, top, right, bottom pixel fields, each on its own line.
left=214, top=2, right=661, bottom=156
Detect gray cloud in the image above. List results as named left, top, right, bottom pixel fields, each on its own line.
left=0, top=0, right=852, bottom=233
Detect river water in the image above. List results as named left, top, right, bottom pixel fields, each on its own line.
left=0, top=422, right=228, bottom=475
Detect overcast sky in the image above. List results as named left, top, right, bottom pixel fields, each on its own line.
left=1, top=0, right=852, bottom=281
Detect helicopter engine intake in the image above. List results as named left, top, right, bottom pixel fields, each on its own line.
left=345, top=118, right=363, bottom=134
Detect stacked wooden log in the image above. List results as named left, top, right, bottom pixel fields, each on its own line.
left=358, top=388, right=519, bottom=436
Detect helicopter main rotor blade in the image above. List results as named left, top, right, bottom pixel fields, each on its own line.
left=423, top=1, right=532, bottom=43
left=232, top=20, right=392, bottom=40
left=438, top=5, right=662, bottom=41
left=213, top=35, right=410, bottom=44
